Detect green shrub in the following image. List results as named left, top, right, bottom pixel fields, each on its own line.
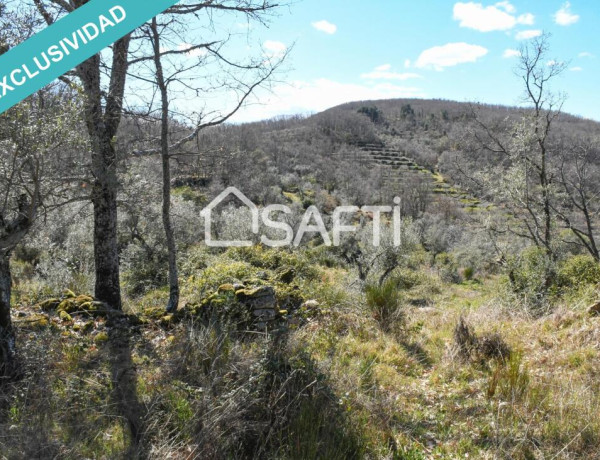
left=305, top=246, right=345, bottom=268
left=487, top=351, right=530, bottom=402
left=184, top=260, right=258, bottom=300
left=227, top=246, right=318, bottom=279
left=556, top=254, right=600, bottom=290
left=463, top=266, right=475, bottom=281
left=121, top=243, right=167, bottom=296
left=171, top=185, right=207, bottom=205
left=435, top=252, right=461, bottom=283
left=505, top=246, right=555, bottom=309
left=179, top=244, right=211, bottom=277
left=391, top=269, right=424, bottom=290
left=365, top=279, right=403, bottom=331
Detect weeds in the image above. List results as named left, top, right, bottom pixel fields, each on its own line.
left=365, top=279, right=404, bottom=331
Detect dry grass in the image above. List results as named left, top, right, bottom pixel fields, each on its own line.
left=2, top=260, right=600, bottom=458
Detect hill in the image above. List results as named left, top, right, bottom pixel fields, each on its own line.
left=3, top=98, right=600, bottom=458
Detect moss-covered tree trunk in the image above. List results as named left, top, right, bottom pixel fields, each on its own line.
left=0, top=251, right=15, bottom=377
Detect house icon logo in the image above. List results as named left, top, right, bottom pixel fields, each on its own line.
left=200, top=186, right=259, bottom=247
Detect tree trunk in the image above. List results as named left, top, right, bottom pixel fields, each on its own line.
left=77, top=36, right=131, bottom=311
left=162, top=141, right=180, bottom=313
left=92, top=140, right=122, bottom=310
left=151, top=17, right=179, bottom=312
left=0, top=251, right=15, bottom=377
left=161, top=120, right=180, bottom=313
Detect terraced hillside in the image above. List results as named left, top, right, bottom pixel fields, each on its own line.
left=352, top=140, right=488, bottom=211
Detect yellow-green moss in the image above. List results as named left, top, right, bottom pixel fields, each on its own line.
left=94, top=331, right=109, bottom=344
left=59, top=310, right=73, bottom=322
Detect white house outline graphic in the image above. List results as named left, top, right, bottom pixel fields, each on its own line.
left=200, top=186, right=259, bottom=247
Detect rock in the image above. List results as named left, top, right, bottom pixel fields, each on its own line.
left=57, top=295, right=96, bottom=315
left=218, top=283, right=235, bottom=293
left=82, top=301, right=108, bottom=316
left=276, top=266, right=296, bottom=284
left=59, top=311, right=73, bottom=322
left=19, top=314, right=49, bottom=331
left=39, top=298, right=61, bottom=311
left=57, top=299, right=77, bottom=314
left=235, top=285, right=280, bottom=327
left=78, top=302, right=94, bottom=314
left=278, top=286, right=304, bottom=312
left=74, top=295, right=94, bottom=305
left=301, top=300, right=319, bottom=310
left=236, top=286, right=278, bottom=311
left=63, top=289, right=76, bottom=299
left=252, top=309, right=277, bottom=320
left=588, top=302, right=600, bottom=316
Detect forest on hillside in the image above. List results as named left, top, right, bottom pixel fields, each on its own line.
left=1, top=1, right=600, bottom=459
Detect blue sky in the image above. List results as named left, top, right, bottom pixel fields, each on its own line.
left=229, top=0, right=599, bottom=122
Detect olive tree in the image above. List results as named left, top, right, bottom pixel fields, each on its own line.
left=0, top=87, right=86, bottom=375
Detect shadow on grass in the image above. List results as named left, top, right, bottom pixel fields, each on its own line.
left=146, top=321, right=364, bottom=459
left=2, top=313, right=363, bottom=459
left=106, top=314, right=146, bottom=458
left=0, top=313, right=148, bottom=459
left=400, top=340, right=433, bottom=368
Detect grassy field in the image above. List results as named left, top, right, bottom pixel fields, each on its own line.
left=2, top=246, right=600, bottom=459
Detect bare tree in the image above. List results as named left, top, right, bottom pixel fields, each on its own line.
left=555, top=139, right=600, bottom=260
left=132, top=10, right=285, bottom=312
left=28, top=0, right=285, bottom=311
left=468, top=34, right=566, bottom=261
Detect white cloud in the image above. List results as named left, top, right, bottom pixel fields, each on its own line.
left=361, top=65, right=421, bottom=80
left=404, top=59, right=411, bottom=68
left=515, top=29, right=542, bottom=40
left=517, top=13, right=535, bottom=25
left=570, top=66, right=583, bottom=71
left=177, top=43, right=208, bottom=58
left=503, top=48, right=521, bottom=58
left=578, top=51, right=593, bottom=58
left=495, top=1, right=515, bottom=13
left=453, top=2, right=534, bottom=32
left=312, top=20, right=337, bottom=34
left=415, top=42, right=488, bottom=71
left=230, top=79, right=425, bottom=122
left=554, top=2, right=579, bottom=26
left=263, top=40, right=287, bottom=58
left=361, top=71, right=421, bottom=80
left=453, top=2, right=516, bottom=31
